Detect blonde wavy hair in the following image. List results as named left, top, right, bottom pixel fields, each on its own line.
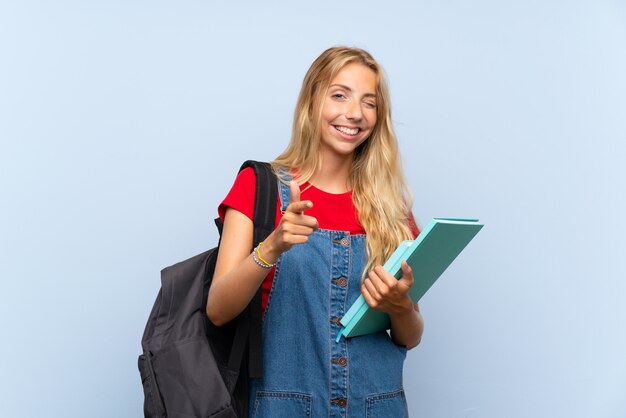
left=272, top=46, right=414, bottom=276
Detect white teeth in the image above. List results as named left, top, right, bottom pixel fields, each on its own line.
left=335, top=126, right=359, bottom=135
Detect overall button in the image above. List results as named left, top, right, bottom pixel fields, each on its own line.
left=330, top=316, right=343, bottom=325
left=332, top=356, right=348, bottom=367
left=332, top=277, right=348, bottom=287
left=339, top=237, right=350, bottom=247
left=331, top=398, right=347, bottom=408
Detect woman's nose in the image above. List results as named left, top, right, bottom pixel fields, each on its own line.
left=345, top=101, right=363, bottom=121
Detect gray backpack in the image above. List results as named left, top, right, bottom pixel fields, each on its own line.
left=138, top=161, right=276, bottom=418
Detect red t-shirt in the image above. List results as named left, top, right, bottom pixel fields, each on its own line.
left=218, top=167, right=419, bottom=312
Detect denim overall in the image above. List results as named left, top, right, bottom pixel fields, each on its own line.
left=249, top=179, right=409, bottom=418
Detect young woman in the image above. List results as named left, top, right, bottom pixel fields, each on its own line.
left=207, top=46, right=424, bottom=418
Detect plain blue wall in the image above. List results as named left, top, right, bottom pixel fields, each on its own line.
left=1, top=1, right=625, bottom=417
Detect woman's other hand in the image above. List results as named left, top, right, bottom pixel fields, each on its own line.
left=361, top=260, right=414, bottom=315
left=361, top=260, right=423, bottom=349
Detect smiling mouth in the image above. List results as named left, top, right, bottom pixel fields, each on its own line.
left=334, top=125, right=360, bottom=136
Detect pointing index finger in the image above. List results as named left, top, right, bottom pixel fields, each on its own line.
left=289, top=180, right=301, bottom=204
left=286, top=180, right=311, bottom=214
left=287, top=200, right=312, bottom=214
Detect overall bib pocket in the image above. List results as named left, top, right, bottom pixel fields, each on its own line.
left=366, top=389, right=408, bottom=418
left=252, top=391, right=312, bottom=418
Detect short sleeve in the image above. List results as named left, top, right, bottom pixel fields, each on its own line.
left=218, top=167, right=256, bottom=222
left=408, top=212, right=420, bottom=239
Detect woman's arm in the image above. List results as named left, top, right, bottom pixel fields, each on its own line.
left=207, top=181, right=318, bottom=326
left=206, top=208, right=268, bottom=326
left=361, top=261, right=424, bottom=349
left=389, top=302, right=424, bottom=350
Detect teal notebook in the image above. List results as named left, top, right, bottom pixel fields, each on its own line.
left=336, top=218, right=483, bottom=341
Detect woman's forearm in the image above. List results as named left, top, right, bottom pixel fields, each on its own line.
left=206, top=252, right=273, bottom=326
left=389, top=304, right=424, bottom=350
left=206, top=210, right=283, bottom=326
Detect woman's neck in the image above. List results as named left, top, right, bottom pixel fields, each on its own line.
left=309, top=153, right=353, bottom=194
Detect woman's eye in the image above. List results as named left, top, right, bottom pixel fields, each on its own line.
left=332, top=93, right=346, bottom=99
left=365, top=102, right=377, bottom=109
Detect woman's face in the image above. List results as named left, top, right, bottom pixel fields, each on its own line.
left=318, top=62, right=378, bottom=160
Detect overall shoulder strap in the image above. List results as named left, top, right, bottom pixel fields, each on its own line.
left=227, top=160, right=276, bottom=378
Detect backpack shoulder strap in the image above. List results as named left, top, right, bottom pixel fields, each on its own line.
left=242, top=160, right=277, bottom=248
left=227, top=160, right=276, bottom=378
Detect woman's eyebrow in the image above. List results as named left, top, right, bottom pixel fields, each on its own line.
left=330, top=83, right=352, bottom=91
left=329, top=84, right=377, bottom=98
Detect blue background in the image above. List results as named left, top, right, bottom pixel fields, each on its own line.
left=1, top=1, right=625, bottom=417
